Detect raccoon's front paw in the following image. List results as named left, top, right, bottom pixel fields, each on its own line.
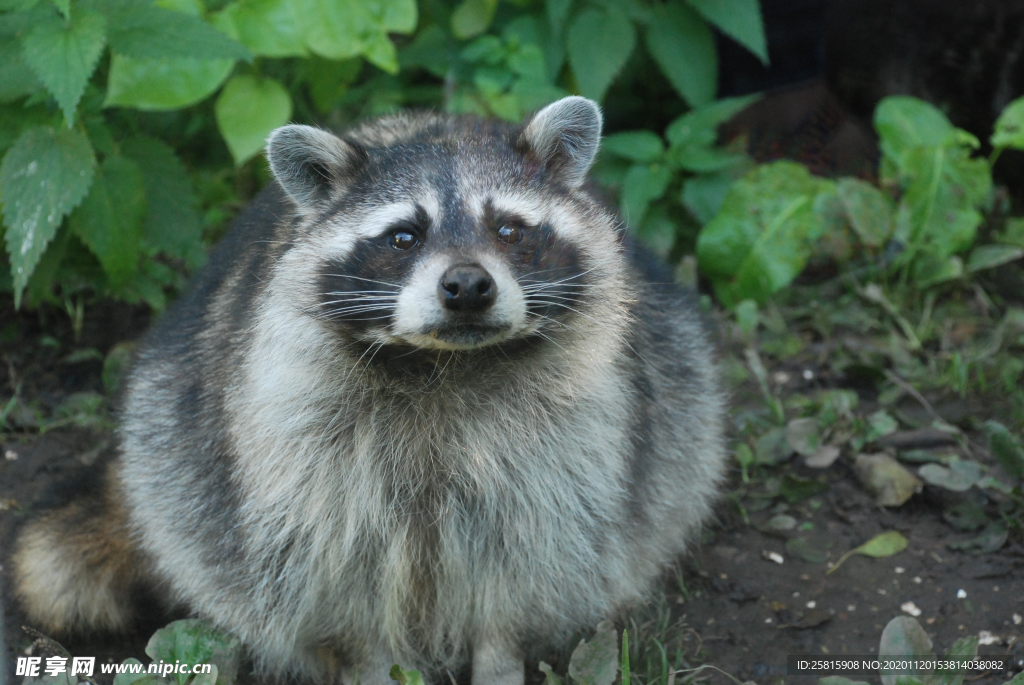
left=472, top=641, right=524, bottom=685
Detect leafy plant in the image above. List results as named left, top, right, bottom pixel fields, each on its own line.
left=695, top=94, right=1024, bottom=307
left=2, top=0, right=769, bottom=315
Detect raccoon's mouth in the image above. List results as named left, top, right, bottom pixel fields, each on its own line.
left=416, top=322, right=515, bottom=350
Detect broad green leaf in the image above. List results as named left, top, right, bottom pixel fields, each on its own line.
left=966, top=244, right=1024, bottom=272
left=0, top=37, right=40, bottom=102
left=874, top=96, right=954, bottom=175
left=786, top=417, right=821, bottom=457
left=360, top=28, right=399, bottom=73
left=88, top=0, right=251, bottom=60
left=568, top=621, right=618, bottom=685
left=120, top=136, right=204, bottom=268
left=299, top=0, right=360, bottom=60
left=538, top=662, right=563, bottom=685
left=991, top=95, right=1024, bottom=150
left=918, top=461, right=984, bottom=492
left=934, top=636, right=978, bottom=685
left=601, top=131, right=664, bottom=163
left=21, top=6, right=106, bottom=126
left=68, top=155, right=145, bottom=287
left=645, top=2, right=716, bottom=107
left=146, top=619, right=241, bottom=685
left=214, top=0, right=307, bottom=57
left=895, top=145, right=990, bottom=268
left=985, top=420, right=1024, bottom=482
left=451, top=0, right=497, bottom=39
left=879, top=617, right=934, bottom=685
left=567, top=6, right=635, bottom=102
left=828, top=531, right=909, bottom=576
left=377, top=0, right=417, bottom=33
left=105, top=54, right=233, bottom=109
left=910, top=255, right=963, bottom=288
left=0, top=125, right=95, bottom=305
left=389, top=666, right=425, bottom=685
left=696, top=161, right=831, bottom=306
left=621, top=163, right=670, bottom=229
left=299, top=0, right=414, bottom=66
left=686, top=0, right=767, bottom=64
left=836, top=177, right=892, bottom=247
left=665, top=94, right=759, bottom=148
left=215, top=75, right=292, bottom=165
left=673, top=145, right=746, bottom=173
left=947, top=521, right=1008, bottom=554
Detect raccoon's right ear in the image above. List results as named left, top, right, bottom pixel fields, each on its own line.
left=266, top=125, right=367, bottom=210
left=518, top=96, right=602, bottom=189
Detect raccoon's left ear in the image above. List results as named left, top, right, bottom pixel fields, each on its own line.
left=518, top=96, right=602, bottom=189
left=266, top=125, right=367, bottom=210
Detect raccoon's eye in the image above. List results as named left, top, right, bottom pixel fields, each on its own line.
left=390, top=230, right=419, bottom=250
left=497, top=224, right=523, bottom=244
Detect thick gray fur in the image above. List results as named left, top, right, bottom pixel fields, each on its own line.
left=13, top=98, right=726, bottom=685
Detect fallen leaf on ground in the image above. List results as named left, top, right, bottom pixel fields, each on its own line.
left=827, top=531, right=908, bottom=575
left=854, top=453, right=922, bottom=506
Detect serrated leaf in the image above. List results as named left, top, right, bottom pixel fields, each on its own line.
left=68, top=155, right=145, bottom=287
left=966, top=244, right=1024, bottom=272
left=696, top=161, right=832, bottom=306
left=837, top=177, right=892, bottom=248
left=991, top=95, right=1024, bottom=150
left=215, top=75, right=292, bottom=165
left=568, top=621, right=618, bottom=685
left=602, top=131, right=664, bottom=163
left=451, top=0, right=497, bottom=39
left=0, top=125, right=95, bottom=305
left=105, top=54, right=233, bottom=109
left=567, top=6, right=635, bottom=102
left=665, top=94, right=759, bottom=148
left=686, top=0, right=767, bottom=64
left=21, top=6, right=106, bottom=126
left=213, top=0, right=307, bottom=57
left=88, top=0, right=251, bottom=60
left=120, top=136, right=204, bottom=268
left=646, top=2, right=716, bottom=107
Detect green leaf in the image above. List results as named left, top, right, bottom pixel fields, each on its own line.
left=645, top=2, right=716, bottom=107
left=451, top=0, right=497, bottom=39
left=567, top=6, right=635, bottom=102
left=21, top=6, right=106, bottom=126
left=146, top=619, right=241, bottom=685
left=568, top=621, right=618, bottom=685
left=696, top=161, right=832, bottom=306
left=377, top=0, right=417, bottom=33
left=215, top=74, right=292, bottom=165
left=68, top=155, right=145, bottom=287
left=918, top=460, right=984, bottom=492
left=673, top=145, right=747, bottom=173
left=389, top=665, right=425, bottom=685
left=947, top=522, right=1008, bottom=554
left=213, top=0, right=307, bottom=57
left=546, top=0, right=572, bottom=36
left=985, top=420, right=1024, bottom=482
left=0, top=36, right=41, bottom=102
left=686, top=0, right=767, bottom=64
left=966, top=244, right=1024, bottom=272
left=112, top=659, right=161, bottom=685
left=621, top=163, right=670, bottom=229
left=874, top=96, right=954, bottom=175
left=836, top=177, right=892, bottom=248
left=879, top=617, right=934, bottom=685
left=602, top=131, right=664, bottom=163
left=991, top=95, right=1024, bottom=150
left=0, top=125, right=95, bottom=305
left=538, top=662, right=563, bottom=685
left=88, top=0, right=251, bottom=60
left=105, top=54, right=233, bottom=109
left=828, top=530, right=908, bottom=575
left=665, top=94, right=759, bottom=148
left=120, top=136, right=204, bottom=268
left=681, top=170, right=740, bottom=225
left=299, top=0, right=414, bottom=66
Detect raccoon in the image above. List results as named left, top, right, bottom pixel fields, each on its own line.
left=13, top=97, right=726, bottom=685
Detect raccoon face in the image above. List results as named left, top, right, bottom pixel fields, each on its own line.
left=266, top=97, right=610, bottom=352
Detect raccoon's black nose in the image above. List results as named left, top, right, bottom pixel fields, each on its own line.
left=439, top=264, right=497, bottom=312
